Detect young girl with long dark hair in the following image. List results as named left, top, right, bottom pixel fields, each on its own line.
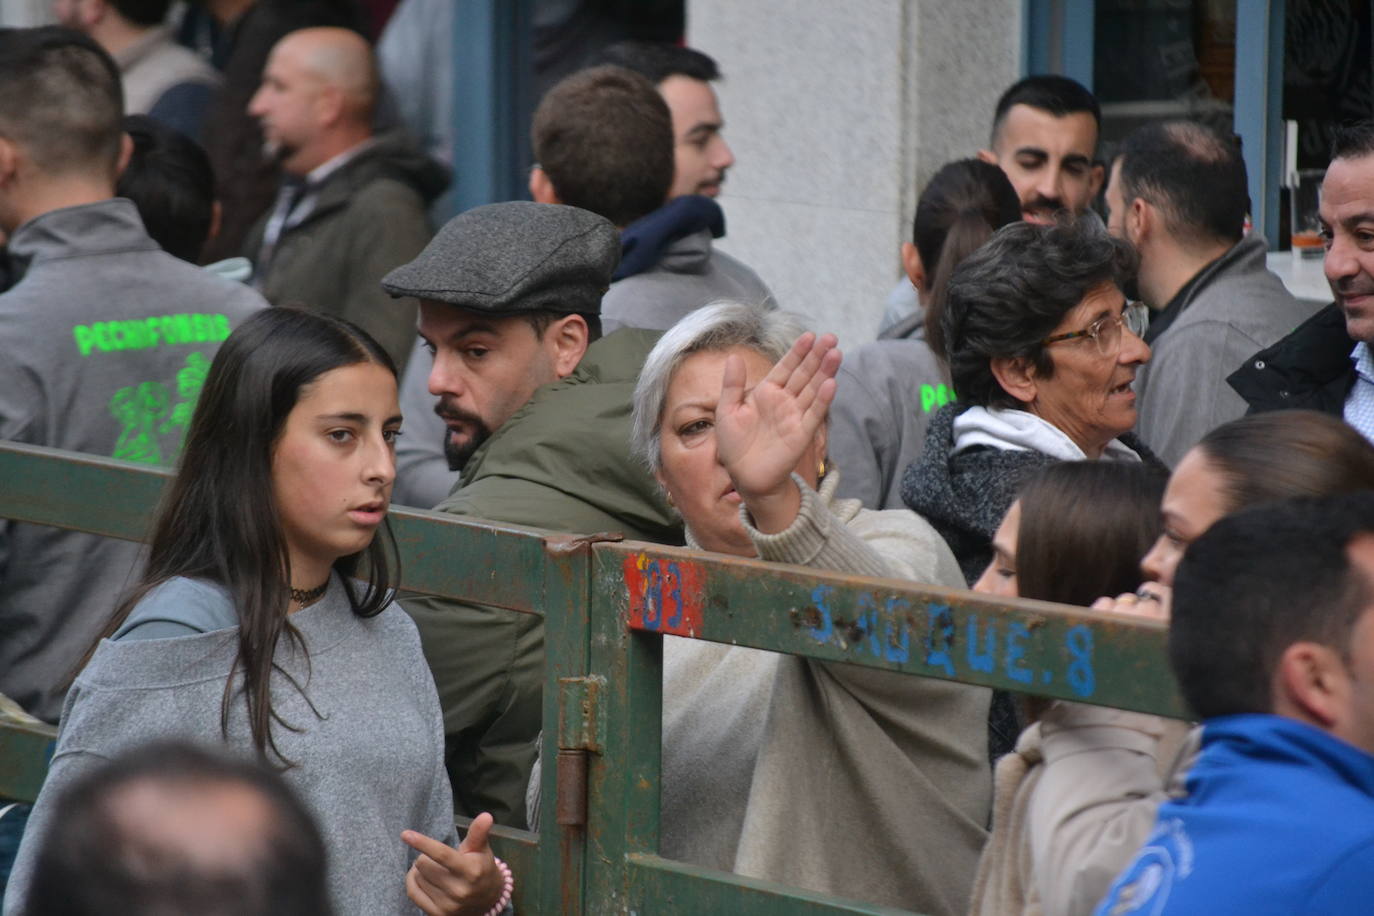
left=4, top=309, right=511, bottom=916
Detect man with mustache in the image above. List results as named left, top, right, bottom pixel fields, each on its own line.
left=1230, top=122, right=1374, bottom=443
left=880, top=74, right=1102, bottom=335
left=978, top=75, right=1104, bottom=226
left=380, top=201, right=681, bottom=827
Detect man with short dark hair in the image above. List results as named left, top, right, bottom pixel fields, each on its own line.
left=978, top=74, right=1103, bottom=226
left=19, top=741, right=331, bottom=916
left=1230, top=122, right=1374, bottom=445
left=529, top=64, right=772, bottom=335
left=595, top=41, right=734, bottom=200
left=116, top=114, right=217, bottom=264
left=54, top=0, right=220, bottom=137
left=382, top=202, right=680, bottom=825
left=244, top=26, right=448, bottom=369
left=529, top=65, right=675, bottom=229
left=1108, top=120, right=1314, bottom=465
left=1097, top=494, right=1374, bottom=913
left=0, top=26, right=263, bottom=725
left=882, top=74, right=1103, bottom=336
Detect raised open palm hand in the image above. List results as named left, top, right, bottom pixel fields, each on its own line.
left=715, top=331, right=841, bottom=501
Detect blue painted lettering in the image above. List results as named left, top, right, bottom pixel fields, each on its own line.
left=1004, top=621, right=1034, bottom=684
left=807, top=584, right=834, bottom=643
left=1067, top=625, right=1095, bottom=696
left=966, top=615, right=996, bottom=673
left=924, top=604, right=956, bottom=676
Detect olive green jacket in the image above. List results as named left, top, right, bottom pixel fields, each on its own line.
left=243, top=131, right=449, bottom=369
left=402, top=328, right=681, bottom=826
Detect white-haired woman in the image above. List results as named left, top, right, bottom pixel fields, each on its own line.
left=630, top=302, right=991, bottom=915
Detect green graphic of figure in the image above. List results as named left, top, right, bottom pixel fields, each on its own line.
left=158, top=352, right=210, bottom=454
left=110, top=381, right=171, bottom=464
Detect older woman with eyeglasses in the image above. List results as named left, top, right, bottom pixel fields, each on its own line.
left=901, top=215, right=1165, bottom=760
left=903, top=215, right=1164, bottom=588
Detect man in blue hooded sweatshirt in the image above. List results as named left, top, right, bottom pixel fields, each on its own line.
left=1097, top=493, right=1374, bottom=915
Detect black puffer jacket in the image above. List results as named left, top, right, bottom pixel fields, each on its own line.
left=1227, top=301, right=1354, bottom=417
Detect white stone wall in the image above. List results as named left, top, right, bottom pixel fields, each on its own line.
left=690, top=0, right=1022, bottom=346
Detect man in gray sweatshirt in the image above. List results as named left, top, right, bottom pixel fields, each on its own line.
left=0, top=27, right=265, bottom=725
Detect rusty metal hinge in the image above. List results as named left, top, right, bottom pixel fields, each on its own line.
left=554, top=675, right=605, bottom=827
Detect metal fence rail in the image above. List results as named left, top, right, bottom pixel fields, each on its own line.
left=0, top=440, right=1188, bottom=914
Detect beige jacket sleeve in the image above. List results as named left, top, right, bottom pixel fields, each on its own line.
left=733, top=473, right=991, bottom=914
left=1028, top=702, right=1198, bottom=916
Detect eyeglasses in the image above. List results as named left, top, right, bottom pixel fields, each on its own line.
left=1041, top=302, right=1149, bottom=357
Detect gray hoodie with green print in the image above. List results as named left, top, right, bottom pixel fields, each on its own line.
left=0, top=198, right=264, bottom=722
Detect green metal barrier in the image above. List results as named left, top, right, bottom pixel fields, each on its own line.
left=0, top=440, right=1188, bottom=914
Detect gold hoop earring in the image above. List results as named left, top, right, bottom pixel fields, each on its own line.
left=817, top=458, right=827, bottom=479
left=665, top=491, right=675, bottom=508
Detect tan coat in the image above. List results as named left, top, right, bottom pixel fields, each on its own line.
left=663, top=472, right=993, bottom=915
left=968, top=703, right=1197, bottom=916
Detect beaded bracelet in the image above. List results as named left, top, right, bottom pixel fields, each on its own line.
left=481, top=857, right=514, bottom=916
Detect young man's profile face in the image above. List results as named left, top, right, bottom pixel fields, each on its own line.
left=982, top=104, right=1101, bottom=225
left=659, top=75, right=735, bottom=199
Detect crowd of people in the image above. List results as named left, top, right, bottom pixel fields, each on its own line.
left=1, top=4, right=1374, bottom=915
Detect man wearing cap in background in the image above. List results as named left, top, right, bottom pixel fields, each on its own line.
left=382, top=201, right=681, bottom=827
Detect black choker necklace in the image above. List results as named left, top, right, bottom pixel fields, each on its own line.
left=290, top=579, right=330, bottom=605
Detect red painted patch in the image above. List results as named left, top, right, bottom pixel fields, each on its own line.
left=623, top=555, right=705, bottom=637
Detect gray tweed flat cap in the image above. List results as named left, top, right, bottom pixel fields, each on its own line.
left=381, top=201, right=620, bottom=315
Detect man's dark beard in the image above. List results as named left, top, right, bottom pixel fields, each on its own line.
left=436, top=398, right=491, bottom=471
left=1024, top=194, right=1065, bottom=215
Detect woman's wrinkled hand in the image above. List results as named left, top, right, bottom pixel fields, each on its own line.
left=715, top=331, right=841, bottom=532
left=402, top=812, right=506, bottom=916
left=1091, top=582, right=1172, bottom=621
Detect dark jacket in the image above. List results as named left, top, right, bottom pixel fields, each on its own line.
left=244, top=132, right=450, bottom=368
left=901, top=404, right=1165, bottom=587
left=601, top=195, right=774, bottom=334
left=902, top=405, right=1166, bottom=762
left=1227, top=301, right=1354, bottom=416
left=400, top=328, right=682, bottom=826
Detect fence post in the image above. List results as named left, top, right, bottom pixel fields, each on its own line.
left=535, top=533, right=605, bottom=915
left=583, top=548, right=664, bottom=913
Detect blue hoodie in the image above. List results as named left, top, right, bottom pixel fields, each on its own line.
left=1095, top=714, right=1374, bottom=915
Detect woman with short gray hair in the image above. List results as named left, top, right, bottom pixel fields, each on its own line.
left=903, top=215, right=1164, bottom=586
left=632, top=301, right=992, bottom=915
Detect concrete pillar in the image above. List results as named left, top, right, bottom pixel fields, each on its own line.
left=689, top=0, right=1022, bottom=345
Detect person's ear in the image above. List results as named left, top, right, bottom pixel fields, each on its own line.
left=316, top=86, right=345, bottom=127
left=546, top=313, right=589, bottom=377
left=989, top=355, right=1038, bottom=406
left=208, top=200, right=223, bottom=243
left=0, top=137, right=19, bottom=188
left=976, top=147, right=999, bottom=166
left=528, top=166, right=560, bottom=205
left=1275, top=642, right=1349, bottom=730
left=116, top=131, right=134, bottom=176
left=1127, top=197, right=1151, bottom=248
left=1089, top=161, right=1106, bottom=197
left=900, top=241, right=926, bottom=295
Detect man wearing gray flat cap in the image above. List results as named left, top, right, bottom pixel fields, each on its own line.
left=383, top=200, right=681, bottom=827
